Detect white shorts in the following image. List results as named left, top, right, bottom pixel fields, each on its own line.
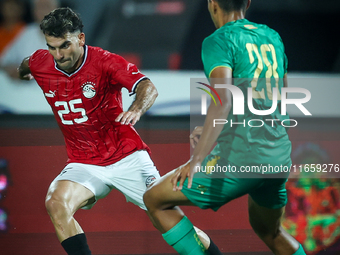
left=52, top=150, right=160, bottom=210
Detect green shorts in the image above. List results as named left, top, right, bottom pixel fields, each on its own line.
left=181, top=155, right=289, bottom=211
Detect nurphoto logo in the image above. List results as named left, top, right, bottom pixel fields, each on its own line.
left=196, top=81, right=311, bottom=128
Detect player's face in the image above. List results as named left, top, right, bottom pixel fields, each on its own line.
left=45, top=32, right=85, bottom=73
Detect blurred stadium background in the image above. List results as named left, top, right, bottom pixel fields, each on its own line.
left=0, top=0, right=340, bottom=254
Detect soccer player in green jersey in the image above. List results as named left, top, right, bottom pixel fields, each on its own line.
left=143, top=0, right=306, bottom=254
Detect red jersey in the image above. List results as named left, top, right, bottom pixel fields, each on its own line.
left=29, top=45, right=150, bottom=166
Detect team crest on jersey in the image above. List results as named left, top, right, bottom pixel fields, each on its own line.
left=145, top=175, right=157, bottom=187
left=82, top=82, right=96, bottom=99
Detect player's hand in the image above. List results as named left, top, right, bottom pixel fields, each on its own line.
left=17, top=67, right=33, bottom=80
left=170, top=158, right=200, bottom=191
left=19, top=73, right=34, bottom=80
left=115, top=110, right=141, bottom=125
left=190, top=126, right=203, bottom=148
left=17, top=57, right=34, bottom=81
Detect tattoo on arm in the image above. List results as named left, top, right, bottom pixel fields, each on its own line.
left=128, top=79, right=158, bottom=115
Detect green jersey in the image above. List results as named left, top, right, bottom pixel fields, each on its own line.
left=202, top=19, right=291, bottom=169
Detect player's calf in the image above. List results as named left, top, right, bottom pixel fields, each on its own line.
left=144, top=173, right=223, bottom=254
left=248, top=197, right=305, bottom=255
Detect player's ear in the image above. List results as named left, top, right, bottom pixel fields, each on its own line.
left=246, top=0, right=251, bottom=10
left=211, top=0, right=218, bottom=14
left=78, top=32, right=85, bottom=47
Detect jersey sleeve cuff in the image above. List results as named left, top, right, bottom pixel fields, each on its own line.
left=208, top=65, right=233, bottom=78
left=129, top=76, right=148, bottom=96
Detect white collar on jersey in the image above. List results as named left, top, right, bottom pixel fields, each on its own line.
left=54, top=45, right=88, bottom=77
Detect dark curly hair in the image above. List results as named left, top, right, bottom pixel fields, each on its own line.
left=213, top=0, right=248, bottom=13
left=40, top=7, right=83, bottom=37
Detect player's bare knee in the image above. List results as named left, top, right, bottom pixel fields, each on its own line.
left=144, top=185, right=166, bottom=213
left=45, top=193, right=70, bottom=220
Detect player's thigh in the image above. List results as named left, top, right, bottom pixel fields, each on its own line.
left=145, top=169, right=195, bottom=210
left=107, top=150, right=163, bottom=210
left=47, top=163, right=112, bottom=210
left=46, top=180, right=95, bottom=212
left=248, top=195, right=284, bottom=235
left=180, top=156, right=262, bottom=211
left=247, top=174, right=288, bottom=234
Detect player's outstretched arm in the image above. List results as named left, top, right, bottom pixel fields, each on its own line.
left=172, top=67, right=233, bottom=190
left=115, top=79, right=158, bottom=125
left=18, top=57, right=34, bottom=80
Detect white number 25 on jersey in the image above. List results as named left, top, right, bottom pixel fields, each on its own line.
left=55, top=99, right=88, bottom=125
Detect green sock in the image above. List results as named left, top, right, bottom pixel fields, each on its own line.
left=293, top=244, right=306, bottom=255
left=162, top=216, right=208, bottom=255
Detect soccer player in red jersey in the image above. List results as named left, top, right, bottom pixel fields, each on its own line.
left=18, top=7, right=221, bottom=255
